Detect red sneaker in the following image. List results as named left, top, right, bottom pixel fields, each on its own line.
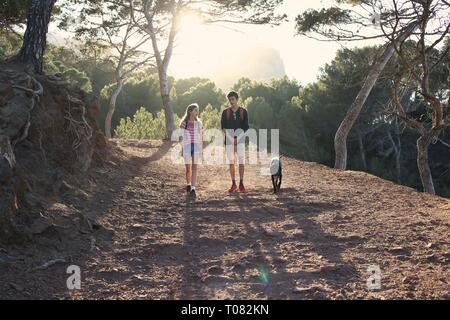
left=239, top=183, right=247, bottom=193
left=228, top=183, right=238, bottom=192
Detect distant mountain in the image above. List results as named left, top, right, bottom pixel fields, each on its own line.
left=204, top=44, right=286, bottom=90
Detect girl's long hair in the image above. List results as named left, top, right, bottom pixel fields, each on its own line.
left=180, top=103, right=201, bottom=127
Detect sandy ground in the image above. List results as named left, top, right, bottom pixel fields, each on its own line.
left=0, top=139, right=449, bottom=299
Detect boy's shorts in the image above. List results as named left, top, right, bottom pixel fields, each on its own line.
left=225, top=142, right=245, bottom=164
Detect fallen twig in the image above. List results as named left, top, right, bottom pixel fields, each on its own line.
left=29, top=258, right=66, bottom=272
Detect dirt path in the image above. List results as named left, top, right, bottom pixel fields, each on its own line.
left=1, top=139, right=449, bottom=299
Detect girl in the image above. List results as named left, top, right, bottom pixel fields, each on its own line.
left=180, top=103, right=203, bottom=198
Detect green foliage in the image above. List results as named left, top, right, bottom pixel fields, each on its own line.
left=61, top=67, right=92, bottom=91
left=297, top=46, right=394, bottom=165
left=233, top=76, right=300, bottom=114
left=98, top=73, right=163, bottom=132
left=0, top=31, right=108, bottom=93
left=245, top=96, right=273, bottom=129
left=44, top=41, right=116, bottom=95
left=0, top=30, right=22, bottom=59
left=43, top=44, right=97, bottom=92
left=114, top=107, right=180, bottom=140
left=0, top=0, right=32, bottom=30
left=175, top=77, right=211, bottom=95
left=201, top=104, right=221, bottom=130
left=174, top=80, right=226, bottom=116
left=296, top=7, right=351, bottom=34
left=101, top=75, right=227, bottom=134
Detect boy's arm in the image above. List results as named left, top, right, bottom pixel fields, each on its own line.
left=220, top=110, right=226, bottom=130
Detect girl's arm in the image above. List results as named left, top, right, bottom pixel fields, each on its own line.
left=198, top=122, right=203, bottom=143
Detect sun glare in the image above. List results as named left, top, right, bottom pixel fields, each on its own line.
left=178, top=13, right=203, bottom=32
left=172, top=14, right=255, bottom=85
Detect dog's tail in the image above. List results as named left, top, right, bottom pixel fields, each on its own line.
left=270, top=152, right=287, bottom=160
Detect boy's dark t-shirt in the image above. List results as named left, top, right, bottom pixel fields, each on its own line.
left=221, top=107, right=249, bottom=144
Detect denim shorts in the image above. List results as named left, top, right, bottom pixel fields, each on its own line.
left=186, top=143, right=201, bottom=156
left=183, top=143, right=202, bottom=164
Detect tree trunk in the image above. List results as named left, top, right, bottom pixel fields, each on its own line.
left=105, top=78, right=124, bottom=139
left=394, top=144, right=401, bottom=183
left=158, top=65, right=175, bottom=139
left=394, top=121, right=402, bottom=183
left=14, top=0, right=57, bottom=74
left=358, top=134, right=367, bottom=170
left=145, top=5, right=177, bottom=140
left=334, top=22, right=418, bottom=170
left=299, top=119, right=312, bottom=161
left=386, top=129, right=402, bottom=183
left=417, top=134, right=435, bottom=195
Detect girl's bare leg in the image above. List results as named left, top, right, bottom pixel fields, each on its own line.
left=185, top=164, right=192, bottom=185
left=191, top=164, right=198, bottom=188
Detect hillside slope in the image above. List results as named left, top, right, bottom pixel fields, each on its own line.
left=0, top=139, right=448, bottom=299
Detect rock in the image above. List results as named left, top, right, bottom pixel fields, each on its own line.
left=439, top=277, right=448, bottom=284
left=292, top=286, right=322, bottom=294
left=89, top=220, right=103, bottom=230
left=274, top=257, right=288, bottom=265
left=207, top=265, right=223, bottom=275
left=74, top=188, right=89, bottom=201
left=90, top=237, right=96, bottom=251
left=203, top=275, right=232, bottom=283
left=425, top=254, right=439, bottom=262
left=250, top=242, right=261, bottom=248
left=12, top=175, right=28, bottom=194
left=0, top=83, right=14, bottom=100
left=24, top=192, right=44, bottom=208
left=9, top=283, right=24, bottom=292
left=131, top=223, right=144, bottom=228
left=84, top=93, right=101, bottom=119
left=29, top=216, right=53, bottom=234
left=60, top=180, right=75, bottom=194
left=77, top=213, right=93, bottom=234
left=402, top=276, right=413, bottom=284
left=389, top=246, right=410, bottom=255
left=263, top=228, right=279, bottom=237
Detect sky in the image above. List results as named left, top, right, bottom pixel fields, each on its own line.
left=170, top=0, right=348, bottom=86
left=169, top=0, right=448, bottom=88
left=47, top=0, right=384, bottom=88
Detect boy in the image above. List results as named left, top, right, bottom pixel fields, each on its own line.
left=221, top=91, right=249, bottom=193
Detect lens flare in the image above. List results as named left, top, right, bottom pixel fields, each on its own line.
left=259, top=267, right=270, bottom=289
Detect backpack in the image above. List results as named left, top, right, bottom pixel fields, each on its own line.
left=226, top=107, right=245, bottom=122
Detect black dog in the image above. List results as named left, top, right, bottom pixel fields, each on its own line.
left=270, top=157, right=282, bottom=193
